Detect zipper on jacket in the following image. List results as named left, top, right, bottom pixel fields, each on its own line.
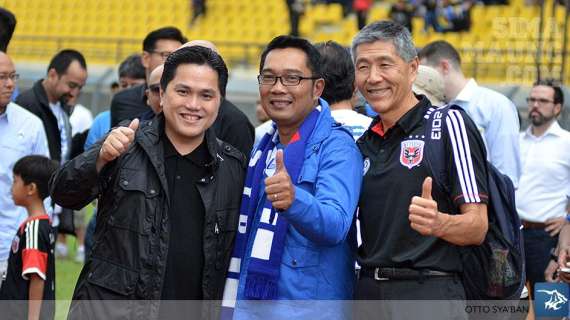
left=214, top=222, right=220, bottom=234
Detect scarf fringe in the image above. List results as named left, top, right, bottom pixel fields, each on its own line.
left=244, top=273, right=279, bottom=300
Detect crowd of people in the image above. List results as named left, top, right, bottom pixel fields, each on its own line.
left=0, top=3, right=569, bottom=320
left=287, top=0, right=483, bottom=36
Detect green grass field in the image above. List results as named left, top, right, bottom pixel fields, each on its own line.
left=54, top=239, right=83, bottom=320
left=53, top=206, right=92, bottom=319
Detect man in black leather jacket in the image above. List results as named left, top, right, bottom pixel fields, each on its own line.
left=50, top=46, right=245, bottom=320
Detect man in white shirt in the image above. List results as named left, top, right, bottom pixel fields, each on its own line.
left=315, top=40, right=372, bottom=141
left=418, top=40, right=521, bottom=187
left=15, top=49, right=88, bottom=164
left=15, top=50, right=88, bottom=259
left=0, top=52, right=49, bottom=288
left=516, top=80, right=570, bottom=291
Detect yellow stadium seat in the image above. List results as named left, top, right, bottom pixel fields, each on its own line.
left=4, top=0, right=569, bottom=84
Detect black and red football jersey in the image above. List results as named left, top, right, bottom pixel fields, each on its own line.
left=0, top=215, right=55, bottom=319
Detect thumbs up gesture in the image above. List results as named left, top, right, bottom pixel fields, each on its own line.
left=96, top=118, right=139, bottom=171
left=265, top=149, right=295, bottom=211
left=409, top=177, right=442, bottom=237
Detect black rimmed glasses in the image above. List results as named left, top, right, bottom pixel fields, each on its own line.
left=257, top=74, right=319, bottom=86
left=0, top=73, right=19, bottom=82
left=526, top=97, right=555, bottom=106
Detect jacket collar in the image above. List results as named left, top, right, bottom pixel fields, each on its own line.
left=367, top=94, right=431, bottom=138
left=304, top=98, right=334, bottom=146
left=33, top=79, right=72, bottom=115
left=454, top=78, right=478, bottom=104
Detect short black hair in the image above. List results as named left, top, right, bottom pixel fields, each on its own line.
left=418, top=40, right=462, bottom=69
left=259, top=35, right=322, bottom=77
left=13, top=155, right=59, bottom=200
left=0, top=7, right=16, bottom=52
left=534, top=78, right=564, bottom=106
left=118, top=54, right=145, bottom=79
left=315, top=41, right=354, bottom=104
left=47, top=49, right=87, bottom=75
left=142, top=26, right=187, bottom=53
left=161, top=46, right=229, bottom=97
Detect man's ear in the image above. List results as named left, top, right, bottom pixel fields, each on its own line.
left=313, top=78, right=325, bottom=99
left=554, top=103, right=562, bottom=117
left=47, top=68, right=59, bottom=82
left=27, top=182, right=38, bottom=197
left=409, top=57, right=419, bottom=84
left=142, top=51, right=151, bottom=70
left=440, top=59, right=452, bottom=75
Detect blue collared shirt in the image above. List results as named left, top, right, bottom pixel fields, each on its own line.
left=451, top=79, right=522, bottom=187
left=0, top=103, right=49, bottom=261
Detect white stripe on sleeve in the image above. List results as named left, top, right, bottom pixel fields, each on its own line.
left=446, top=110, right=481, bottom=203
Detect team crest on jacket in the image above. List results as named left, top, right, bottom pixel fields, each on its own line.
left=400, top=139, right=424, bottom=169
left=11, top=234, right=19, bottom=253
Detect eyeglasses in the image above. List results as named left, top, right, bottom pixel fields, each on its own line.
left=257, top=74, right=319, bottom=86
left=526, top=97, right=555, bottom=105
left=149, top=50, right=172, bottom=59
left=148, top=84, right=160, bottom=94
left=0, top=73, right=19, bottom=82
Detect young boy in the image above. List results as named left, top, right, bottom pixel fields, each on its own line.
left=0, top=155, right=58, bottom=320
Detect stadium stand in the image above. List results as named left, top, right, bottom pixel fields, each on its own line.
left=3, top=0, right=570, bottom=85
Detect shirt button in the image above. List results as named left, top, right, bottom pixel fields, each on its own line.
left=176, top=175, right=181, bottom=180
left=380, top=149, right=385, bottom=153
left=292, top=259, right=297, bottom=266
left=149, top=189, right=156, bottom=195
left=123, top=180, right=129, bottom=186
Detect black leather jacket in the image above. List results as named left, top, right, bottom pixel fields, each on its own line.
left=50, top=115, right=245, bottom=319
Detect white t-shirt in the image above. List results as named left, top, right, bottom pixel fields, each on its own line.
left=331, top=109, right=372, bottom=141
left=49, top=101, right=70, bottom=163
left=69, top=104, right=94, bottom=136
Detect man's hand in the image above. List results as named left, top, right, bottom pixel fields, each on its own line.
left=96, top=119, right=139, bottom=172
left=545, top=217, right=566, bottom=237
left=558, top=243, right=570, bottom=283
left=545, top=259, right=560, bottom=282
left=409, top=177, right=442, bottom=237
left=265, top=150, right=295, bottom=211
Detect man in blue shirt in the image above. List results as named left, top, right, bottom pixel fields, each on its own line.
left=419, top=40, right=521, bottom=187
left=0, top=51, right=49, bottom=288
left=222, top=36, right=362, bottom=319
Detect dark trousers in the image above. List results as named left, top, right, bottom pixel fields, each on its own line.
left=354, top=275, right=468, bottom=320
left=523, top=228, right=558, bottom=293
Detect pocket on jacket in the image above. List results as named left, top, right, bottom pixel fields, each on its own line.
left=86, top=257, right=139, bottom=297
left=280, top=245, right=320, bottom=298
left=111, top=168, right=160, bottom=233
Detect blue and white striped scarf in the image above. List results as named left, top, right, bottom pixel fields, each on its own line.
left=220, top=103, right=323, bottom=318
